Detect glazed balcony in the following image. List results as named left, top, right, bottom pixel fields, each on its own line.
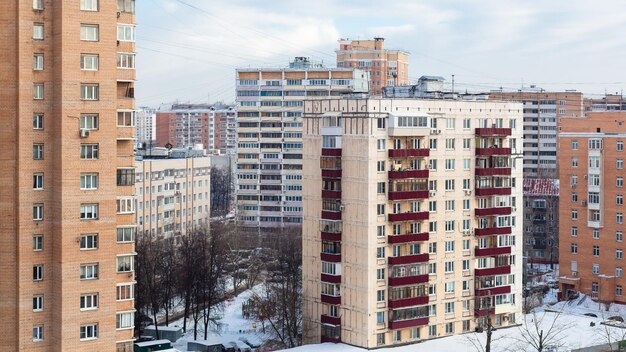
left=475, top=147, right=512, bottom=156
left=388, top=317, right=428, bottom=330
left=388, top=274, right=429, bottom=286
left=475, top=168, right=511, bottom=176
left=321, top=273, right=341, bottom=284
left=388, top=148, right=430, bottom=158
left=388, top=190, right=429, bottom=201
left=475, top=207, right=512, bottom=217
left=321, top=294, right=341, bottom=305
left=388, top=211, right=429, bottom=222
left=322, top=148, right=342, bottom=157
left=475, top=246, right=512, bottom=257
left=320, top=336, right=341, bottom=343
left=321, top=315, right=341, bottom=326
left=320, top=252, right=341, bottom=263
left=388, top=253, right=429, bottom=265
left=474, top=308, right=495, bottom=317
left=474, top=226, right=512, bottom=236
left=388, top=169, right=429, bottom=180
left=322, top=169, right=342, bottom=178
left=476, top=285, right=511, bottom=297
left=322, top=190, right=341, bottom=199
left=475, top=128, right=512, bottom=136
left=321, top=232, right=341, bottom=242
left=475, top=265, right=511, bottom=277
left=388, top=232, right=429, bottom=244
left=388, top=296, right=429, bottom=309
left=321, top=211, right=342, bottom=221
left=475, top=188, right=511, bottom=197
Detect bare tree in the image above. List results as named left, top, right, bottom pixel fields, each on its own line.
left=210, top=166, right=232, bottom=216
left=161, top=238, right=177, bottom=326
left=135, top=234, right=164, bottom=339
left=508, top=310, right=573, bottom=352
left=596, top=302, right=626, bottom=352
left=178, top=233, right=201, bottom=334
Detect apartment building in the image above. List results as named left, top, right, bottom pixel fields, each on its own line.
left=0, top=0, right=136, bottom=351
left=584, top=93, right=626, bottom=112
left=135, top=148, right=211, bottom=240
left=559, top=112, right=626, bottom=303
left=234, top=57, right=369, bottom=228
left=155, top=103, right=236, bottom=154
left=136, top=107, right=156, bottom=144
left=336, top=38, right=410, bottom=95
left=302, top=96, right=523, bottom=347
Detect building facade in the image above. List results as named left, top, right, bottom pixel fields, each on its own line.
left=584, top=94, right=626, bottom=112
left=234, top=58, right=369, bottom=228
left=135, top=149, right=211, bottom=240
left=0, top=0, right=137, bottom=350
left=136, top=107, right=155, bottom=144
left=336, top=38, right=410, bottom=95
left=559, top=112, right=626, bottom=303
left=155, top=103, right=236, bottom=154
left=302, top=96, right=523, bottom=347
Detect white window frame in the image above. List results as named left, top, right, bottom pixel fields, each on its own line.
left=116, top=311, right=135, bottom=330
left=80, top=203, right=99, bottom=220
left=117, top=24, right=136, bottom=42
left=80, top=233, right=98, bottom=250
left=80, top=54, right=99, bottom=71
left=117, top=283, right=135, bottom=301
left=117, top=110, right=135, bottom=127
left=33, top=23, right=44, bottom=40
left=33, top=83, right=44, bottom=100
left=80, top=173, right=99, bottom=190
left=80, top=323, right=98, bottom=341
left=117, top=254, right=135, bottom=273
left=116, top=197, right=135, bottom=214
left=80, top=84, right=99, bottom=100
left=33, top=204, right=44, bottom=221
left=80, top=24, right=99, bottom=41
left=80, top=144, right=99, bottom=159
left=80, top=293, right=99, bottom=311
left=117, top=52, right=136, bottom=69
left=33, top=325, right=44, bottom=341
left=80, top=114, right=99, bottom=130
left=80, top=0, right=99, bottom=11
left=33, top=53, right=44, bottom=70
left=33, top=0, right=43, bottom=10
left=117, top=227, right=135, bottom=243
left=33, top=295, right=44, bottom=311
left=33, top=173, right=44, bottom=190
left=80, top=263, right=99, bottom=280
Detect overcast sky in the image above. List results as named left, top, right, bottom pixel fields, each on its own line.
left=136, top=0, right=626, bottom=107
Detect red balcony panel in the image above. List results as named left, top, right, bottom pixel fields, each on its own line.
left=320, top=336, right=341, bottom=343
left=474, top=308, right=495, bottom=317
left=475, top=147, right=512, bottom=156
left=475, top=207, right=512, bottom=217
left=475, top=246, right=512, bottom=257
left=322, top=190, right=342, bottom=199
left=322, top=169, right=342, bottom=178
left=321, top=232, right=341, bottom=241
left=389, top=317, right=429, bottom=330
left=321, top=211, right=342, bottom=220
left=388, top=169, right=429, bottom=179
left=321, top=294, right=341, bottom=305
left=388, top=296, right=429, bottom=309
left=388, top=233, right=429, bottom=244
left=475, top=128, right=512, bottom=136
left=388, top=211, right=429, bottom=222
left=388, top=148, right=430, bottom=158
left=389, top=274, right=429, bottom=286
left=475, top=168, right=511, bottom=176
left=322, top=148, right=342, bottom=157
left=388, top=190, right=429, bottom=201
left=475, top=188, right=512, bottom=197
left=388, top=253, right=429, bottom=265
left=475, top=227, right=512, bottom=237
left=320, top=253, right=341, bottom=263
left=321, top=315, right=341, bottom=326
left=475, top=265, right=511, bottom=277
left=321, top=273, right=341, bottom=284
left=476, top=285, right=511, bottom=297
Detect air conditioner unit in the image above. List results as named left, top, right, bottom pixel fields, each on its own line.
left=512, top=207, right=517, bottom=212
left=79, top=129, right=90, bottom=138
left=430, top=129, right=438, bottom=135
left=583, top=175, right=588, bottom=180
left=464, top=190, right=472, bottom=195
left=572, top=271, right=578, bottom=277
left=581, top=200, right=587, bottom=206
left=436, top=130, right=442, bottom=134
left=429, top=191, right=436, bottom=197
left=462, top=230, right=470, bottom=235
left=339, top=205, right=345, bottom=212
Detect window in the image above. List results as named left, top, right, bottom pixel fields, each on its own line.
left=117, top=24, right=136, bottom=41
left=620, top=141, right=625, bottom=152
left=571, top=243, right=577, bottom=254
left=377, top=182, right=386, bottom=194
left=619, top=195, right=624, bottom=206
left=445, top=322, right=454, bottom=334
left=33, top=204, right=44, bottom=221
left=376, top=247, right=385, bottom=259
left=593, top=245, right=600, bottom=256
left=33, top=235, right=43, bottom=251
left=618, top=267, right=623, bottom=278
left=377, top=161, right=385, bottom=172
left=619, top=159, right=624, bottom=170
left=117, top=283, right=135, bottom=301
left=445, top=282, right=455, bottom=293
left=80, top=24, right=99, bottom=41
left=377, top=289, right=385, bottom=302
left=33, top=53, right=44, bottom=70
left=116, top=311, right=134, bottom=330
left=33, top=295, right=43, bottom=311
left=619, top=177, right=624, bottom=188
left=377, top=139, right=386, bottom=150
left=429, top=263, right=437, bottom=274
left=80, top=54, right=99, bottom=71
left=33, top=265, right=43, bottom=281
left=618, top=249, right=623, bottom=260
left=377, top=333, right=385, bottom=346
left=117, top=0, right=135, bottom=13
left=446, top=138, right=455, bottom=149
left=80, top=173, right=98, bottom=190
left=33, top=325, right=43, bottom=341
left=117, top=227, right=135, bottom=243
left=445, top=261, right=454, bottom=273
left=429, top=325, right=437, bottom=337
left=376, top=311, right=385, bottom=324
left=117, top=255, right=134, bottom=272
left=571, top=209, right=577, bottom=220
left=445, top=220, right=454, bottom=232
left=80, top=234, right=98, bottom=250
left=117, top=52, right=135, bottom=68
left=445, top=179, right=455, bottom=191
left=377, top=225, right=386, bottom=237
left=571, top=157, right=578, bottom=167
left=463, top=259, right=470, bottom=270
left=619, top=213, right=624, bottom=224
left=80, top=323, right=98, bottom=340
left=80, top=293, right=99, bottom=310
left=445, top=159, right=455, bottom=170
left=80, top=204, right=98, bottom=220
left=377, top=204, right=385, bottom=216
left=377, top=268, right=385, bottom=280
left=80, top=0, right=98, bottom=11
left=33, top=83, right=44, bottom=100
left=33, top=0, right=43, bottom=10
left=33, top=23, right=44, bottom=40
left=592, top=264, right=599, bottom=274
left=33, top=173, right=44, bottom=190
left=618, top=231, right=623, bottom=242
left=80, top=144, right=99, bottom=159
left=80, top=114, right=99, bottom=130
left=79, top=265, right=100, bottom=283
left=80, top=84, right=99, bottom=100
left=33, top=113, right=44, bottom=129
left=618, top=285, right=624, bottom=296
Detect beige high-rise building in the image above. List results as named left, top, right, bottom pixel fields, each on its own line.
left=336, top=38, right=410, bottom=95
left=302, top=96, right=523, bottom=347
left=0, top=1, right=137, bottom=351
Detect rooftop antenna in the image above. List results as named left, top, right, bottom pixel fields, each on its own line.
left=451, top=74, right=455, bottom=94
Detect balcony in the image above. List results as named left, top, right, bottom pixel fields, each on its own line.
left=389, top=274, right=429, bottom=286
left=321, top=232, right=341, bottom=242
left=320, top=336, right=341, bottom=343
left=475, top=265, right=511, bottom=277
left=321, top=315, right=341, bottom=326
left=475, top=168, right=511, bottom=176
left=388, top=296, right=429, bottom=309
left=321, top=273, right=341, bottom=284
left=475, top=128, right=512, bottom=136
left=475, top=207, right=512, bottom=217
left=389, top=317, right=428, bottom=330
left=474, top=308, right=495, bottom=317
left=388, top=211, right=429, bottom=222
left=320, top=252, right=341, bottom=263
left=388, top=169, right=429, bottom=179
left=388, top=148, right=430, bottom=158
left=321, top=294, right=341, bottom=305
left=476, top=285, right=511, bottom=297
left=474, top=227, right=512, bottom=236
left=475, top=246, right=512, bottom=257
left=388, top=232, right=429, bottom=244
left=475, top=147, right=512, bottom=156
left=475, top=188, right=511, bottom=197
left=321, top=211, right=342, bottom=221
left=388, top=253, right=429, bottom=265
left=322, top=169, right=342, bottom=178
left=388, top=190, right=429, bottom=201
left=322, top=190, right=341, bottom=199
left=322, top=148, right=342, bottom=157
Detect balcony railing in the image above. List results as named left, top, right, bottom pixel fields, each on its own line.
left=321, top=148, right=342, bottom=157
left=321, top=294, right=341, bottom=305
left=322, top=169, right=342, bottom=178
left=320, top=315, right=341, bottom=326
left=475, top=128, right=512, bottom=136
left=320, top=336, right=341, bottom=343
left=388, top=190, right=429, bottom=201
left=475, top=188, right=512, bottom=197
left=321, top=252, right=341, bottom=263
left=476, top=285, right=511, bottom=297
left=321, top=232, right=341, bottom=242
left=388, top=211, right=429, bottom=222
left=388, top=296, right=429, bottom=309
left=321, top=273, right=341, bottom=284
left=321, top=211, right=342, bottom=220
left=475, top=246, right=512, bottom=257
left=475, top=207, right=512, bottom=217
left=388, top=317, right=429, bottom=330
left=322, top=190, right=342, bottom=199
left=388, top=169, right=429, bottom=180
left=475, top=168, right=511, bottom=176
left=388, top=232, right=429, bottom=244
left=388, top=149, right=430, bottom=158
left=388, top=274, right=429, bottom=286
left=474, top=227, right=512, bottom=236
left=388, top=253, right=429, bottom=265
left=474, top=307, right=495, bottom=317
left=475, top=265, right=511, bottom=277
left=475, top=147, right=512, bottom=156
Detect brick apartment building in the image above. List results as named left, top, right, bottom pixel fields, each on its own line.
left=0, top=0, right=137, bottom=351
